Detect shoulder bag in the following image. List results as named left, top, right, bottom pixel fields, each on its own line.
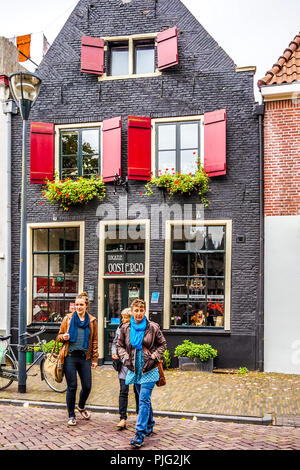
left=143, top=346, right=166, bottom=387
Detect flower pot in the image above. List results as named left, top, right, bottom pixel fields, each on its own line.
left=26, top=351, right=34, bottom=364
left=178, top=356, right=213, bottom=372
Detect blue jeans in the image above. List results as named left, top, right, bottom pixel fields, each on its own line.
left=64, top=354, right=92, bottom=418
left=135, top=382, right=156, bottom=437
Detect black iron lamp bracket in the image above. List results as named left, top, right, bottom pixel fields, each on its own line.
left=113, top=174, right=128, bottom=194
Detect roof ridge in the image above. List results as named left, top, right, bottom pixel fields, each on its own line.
left=257, top=32, right=300, bottom=88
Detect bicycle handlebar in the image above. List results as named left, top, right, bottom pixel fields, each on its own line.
left=20, top=326, right=46, bottom=339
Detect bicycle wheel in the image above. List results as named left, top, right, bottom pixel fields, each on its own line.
left=41, top=358, right=67, bottom=393
left=0, top=354, right=16, bottom=390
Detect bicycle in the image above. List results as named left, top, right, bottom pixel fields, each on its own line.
left=0, top=326, right=67, bottom=393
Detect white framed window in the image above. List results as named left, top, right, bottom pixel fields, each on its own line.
left=27, top=222, right=85, bottom=324
left=151, top=116, right=204, bottom=176
left=54, top=122, right=103, bottom=179
left=163, top=220, right=232, bottom=331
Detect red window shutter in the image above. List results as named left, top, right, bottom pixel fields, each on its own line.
left=102, top=116, right=122, bottom=182
left=157, top=27, right=178, bottom=71
left=30, top=122, right=54, bottom=184
left=204, top=109, right=226, bottom=177
left=128, top=116, right=151, bottom=181
left=81, top=36, right=104, bottom=75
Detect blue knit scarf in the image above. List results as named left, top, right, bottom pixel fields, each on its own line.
left=68, top=312, right=90, bottom=349
left=129, top=316, right=147, bottom=350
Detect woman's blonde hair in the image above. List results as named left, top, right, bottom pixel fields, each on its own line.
left=75, top=291, right=90, bottom=309
left=121, top=307, right=132, bottom=317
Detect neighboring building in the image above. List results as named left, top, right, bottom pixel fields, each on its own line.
left=11, top=0, right=261, bottom=368
left=0, top=37, right=24, bottom=335
left=258, top=32, right=300, bottom=374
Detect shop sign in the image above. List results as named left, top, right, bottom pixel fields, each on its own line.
left=106, top=252, right=144, bottom=275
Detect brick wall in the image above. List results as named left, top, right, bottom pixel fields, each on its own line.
left=264, top=99, right=300, bottom=216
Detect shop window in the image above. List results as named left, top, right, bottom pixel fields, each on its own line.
left=156, top=120, right=201, bottom=175
left=171, top=225, right=225, bottom=328
left=31, top=227, right=80, bottom=323
left=108, top=38, right=155, bottom=77
left=105, top=224, right=146, bottom=276
left=60, top=127, right=101, bottom=179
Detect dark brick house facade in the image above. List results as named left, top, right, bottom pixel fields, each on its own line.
left=10, top=0, right=261, bottom=369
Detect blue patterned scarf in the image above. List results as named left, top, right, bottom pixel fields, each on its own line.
left=68, top=312, right=90, bottom=349
left=129, top=316, right=147, bottom=350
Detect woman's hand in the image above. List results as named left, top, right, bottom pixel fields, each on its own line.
left=63, top=333, right=70, bottom=341
left=91, top=362, right=98, bottom=369
left=112, top=354, right=118, bottom=360
left=151, top=353, right=157, bottom=360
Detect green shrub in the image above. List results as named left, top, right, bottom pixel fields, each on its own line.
left=162, top=349, right=172, bottom=369
left=174, top=340, right=217, bottom=362
left=238, top=367, right=249, bottom=375
left=34, top=340, right=63, bottom=354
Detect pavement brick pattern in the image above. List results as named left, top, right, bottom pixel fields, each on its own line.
left=0, top=366, right=299, bottom=421
left=0, top=405, right=299, bottom=450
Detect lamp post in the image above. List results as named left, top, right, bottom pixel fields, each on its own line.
left=8, top=72, right=41, bottom=393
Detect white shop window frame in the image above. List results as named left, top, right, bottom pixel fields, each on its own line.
left=27, top=221, right=85, bottom=325
left=163, top=219, right=232, bottom=331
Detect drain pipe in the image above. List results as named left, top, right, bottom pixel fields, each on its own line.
left=2, top=98, right=18, bottom=335
left=255, top=102, right=265, bottom=371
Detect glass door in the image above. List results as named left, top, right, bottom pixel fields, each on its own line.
left=104, top=279, right=144, bottom=362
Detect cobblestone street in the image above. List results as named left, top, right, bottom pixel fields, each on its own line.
left=0, top=404, right=299, bottom=451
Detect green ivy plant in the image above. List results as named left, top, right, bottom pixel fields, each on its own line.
left=42, top=174, right=106, bottom=211
left=144, top=162, right=210, bottom=206
left=174, top=340, right=217, bottom=362
left=34, top=340, right=63, bottom=354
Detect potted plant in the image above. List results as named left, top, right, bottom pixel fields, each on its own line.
left=162, top=349, right=172, bottom=370
left=42, top=174, right=106, bottom=211
left=174, top=340, right=217, bottom=372
left=144, top=162, right=210, bottom=206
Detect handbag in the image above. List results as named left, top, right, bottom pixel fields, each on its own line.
left=143, top=346, right=166, bottom=387
left=44, top=341, right=64, bottom=383
left=112, top=358, right=123, bottom=372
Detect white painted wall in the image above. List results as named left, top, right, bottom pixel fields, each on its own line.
left=264, top=216, right=300, bottom=374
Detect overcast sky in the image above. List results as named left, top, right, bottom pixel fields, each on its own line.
left=0, top=0, right=299, bottom=101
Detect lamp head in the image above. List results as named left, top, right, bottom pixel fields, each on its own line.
left=8, top=71, right=42, bottom=120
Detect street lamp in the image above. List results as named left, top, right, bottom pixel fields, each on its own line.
left=8, top=71, right=42, bottom=393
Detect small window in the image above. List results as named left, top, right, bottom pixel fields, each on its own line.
left=156, top=120, right=201, bottom=175
left=110, top=43, right=129, bottom=76
left=134, top=40, right=155, bottom=74
left=60, top=127, right=101, bottom=179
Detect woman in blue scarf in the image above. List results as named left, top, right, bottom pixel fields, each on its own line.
left=117, top=299, right=167, bottom=448
left=56, top=292, right=98, bottom=426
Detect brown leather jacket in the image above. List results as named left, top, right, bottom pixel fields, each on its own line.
left=56, top=312, right=98, bottom=365
left=116, top=319, right=167, bottom=373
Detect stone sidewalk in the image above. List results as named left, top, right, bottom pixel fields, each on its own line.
left=0, top=366, right=300, bottom=425
left=1, top=405, right=299, bottom=450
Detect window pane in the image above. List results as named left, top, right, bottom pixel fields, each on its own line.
left=180, top=123, right=199, bottom=149
left=48, top=300, right=67, bottom=323
left=65, top=228, right=80, bottom=251
left=61, top=131, right=78, bottom=155
left=111, top=48, right=129, bottom=76
left=62, top=156, right=78, bottom=177
left=207, top=226, right=225, bottom=250
left=158, top=125, right=176, bottom=150
left=172, top=252, right=188, bottom=276
left=172, top=277, right=188, bottom=300
left=32, top=300, right=49, bottom=322
left=33, top=254, right=48, bottom=276
left=83, top=154, right=99, bottom=176
left=158, top=151, right=176, bottom=174
left=207, top=278, right=224, bottom=299
left=189, top=305, right=206, bottom=327
left=171, top=303, right=189, bottom=326
left=190, top=253, right=206, bottom=275
left=49, top=228, right=65, bottom=251
left=135, top=45, right=155, bottom=74
left=207, top=253, right=224, bottom=276
left=207, top=302, right=224, bottom=327
left=82, top=129, right=99, bottom=155
left=180, top=149, right=198, bottom=174
left=33, top=229, right=48, bottom=252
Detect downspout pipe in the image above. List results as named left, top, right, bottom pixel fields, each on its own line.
left=2, top=99, right=18, bottom=335
left=255, top=103, right=265, bottom=371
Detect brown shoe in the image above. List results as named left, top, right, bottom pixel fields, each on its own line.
left=117, top=419, right=127, bottom=430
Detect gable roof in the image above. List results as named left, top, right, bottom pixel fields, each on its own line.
left=257, top=32, right=300, bottom=88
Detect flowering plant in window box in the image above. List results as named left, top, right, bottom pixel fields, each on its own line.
left=144, top=162, right=210, bottom=206
left=42, top=174, right=106, bottom=211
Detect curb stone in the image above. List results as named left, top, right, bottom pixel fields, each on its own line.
left=0, top=398, right=273, bottom=426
